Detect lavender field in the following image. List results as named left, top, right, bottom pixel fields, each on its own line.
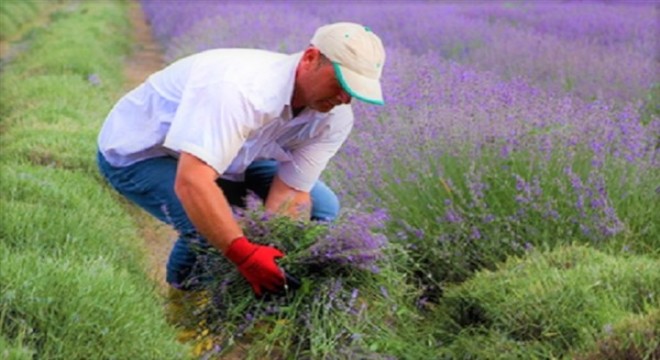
left=139, top=0, right=659, bottom=358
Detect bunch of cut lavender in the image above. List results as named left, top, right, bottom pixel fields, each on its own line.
left=296, top=208, right=389, bottom=275
left=188, top=196, right=391, bottom=357
left=221, top=194, right=389, bottom=278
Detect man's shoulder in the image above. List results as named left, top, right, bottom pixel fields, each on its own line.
left=171, top=49, right=299, bottom=120
left=188, top=48, right=291, bottom=98
left=193, top=48, right=286, bottom=66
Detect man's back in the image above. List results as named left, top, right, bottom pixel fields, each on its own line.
left=147, top=48, right=287, bottom=104
left=98, top=48, right=300, bottom=170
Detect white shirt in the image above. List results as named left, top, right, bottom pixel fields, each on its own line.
left=98, top=49, right=354, bottom=192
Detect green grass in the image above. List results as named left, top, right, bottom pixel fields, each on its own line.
left=1, top=333, right=34, bottom=360
left=0, top=0, right=190, bottom=358
left=432, top=244, right=660, bottom=358
left=0, top=125, right=99, bottom=173
left=1, top=245, right=188, bottom=359
left=0, top=162, right=147, bottom=273
left=0, top=0, right=46, bottom=40
left=570, top=308, right=659, bottom=360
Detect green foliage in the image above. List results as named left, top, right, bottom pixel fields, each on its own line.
left=434, top=245, right=660, bottom=358
left=0, top=73, right=117, bottom=130
left=0, top=333, right=35, bottom=360
left=26, top=7, right=130, bottom=76
left=0, top=162, right=146, bottom=274
left=376, top=146, right=658, bottom=300
left=0, top=2, right=128, bottom=129
left=442, top=39, right=484, bottom=62
left=563, top=76, right=575, bottom=92
left=0, top=0, right=46, bottom=40
left=640, top=82, right=660, bottom=126
left=571, top=309, right=660, bottom=360
left=439, top=330, right=551, bottom=359
left=1, top=124, right=100, bottom=174
left=0, top=246, right=189, bottom=360
left=600, top=160, right=660, bottom=256
left=0, top=0, right=189, bottom=357
left=186, top=207, right=437, bottom=359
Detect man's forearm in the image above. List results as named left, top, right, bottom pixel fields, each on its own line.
left=175, top=178, right=243, bottom=252
left=175, top=152, right=243, bottom=252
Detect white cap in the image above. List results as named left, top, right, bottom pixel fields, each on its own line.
left=311, top=22, right=386, bottom=105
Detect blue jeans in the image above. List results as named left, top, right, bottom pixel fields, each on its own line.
left=96, top=151, right=339, bottom=289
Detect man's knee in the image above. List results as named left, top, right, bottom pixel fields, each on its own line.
left=310, top=181, right=340, bottom=221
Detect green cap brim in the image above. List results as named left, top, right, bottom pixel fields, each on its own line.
left=333, top=63, right=384, bottom=105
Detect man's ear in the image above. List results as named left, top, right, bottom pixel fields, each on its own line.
left=301, top=46, right=321, bottom=67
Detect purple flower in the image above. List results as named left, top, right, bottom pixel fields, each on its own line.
left=445, top=208, right=463, bottom=224
left=380, top=286, right=389, bottom=299
left=305, top=209, right=389, bottom=271
left=87, top=73, right=102, bottom=86
left=470, top=226, right=482, bottom=240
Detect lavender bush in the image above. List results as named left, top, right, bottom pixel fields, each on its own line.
left=327, top=47, right=658, bottom=289
left=455, top=2, right=657, bottom=58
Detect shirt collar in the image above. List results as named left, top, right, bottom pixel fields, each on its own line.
left=267, top=51, right=302, bottom=121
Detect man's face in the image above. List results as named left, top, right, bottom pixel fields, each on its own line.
left=295, top=48, right=352, bottom=113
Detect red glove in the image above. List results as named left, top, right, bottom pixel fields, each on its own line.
left=224, top=236, right=285, bottom=297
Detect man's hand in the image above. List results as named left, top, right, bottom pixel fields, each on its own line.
left=265, top=175, right=311, bottom=220
left=224, top=236, right=286, bottom=297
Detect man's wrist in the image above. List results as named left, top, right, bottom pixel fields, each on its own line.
left=224, top=236, right=257, bottom=265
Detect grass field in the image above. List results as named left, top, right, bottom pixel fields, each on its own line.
left=0, top=1, right=189, bottom=358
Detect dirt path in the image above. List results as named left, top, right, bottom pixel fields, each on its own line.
left=124, top=0, right=175, bottom=293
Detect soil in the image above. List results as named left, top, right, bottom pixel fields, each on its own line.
left=124, top=0, right=175, bottom=293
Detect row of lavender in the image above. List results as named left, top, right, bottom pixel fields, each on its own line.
left=455, top=2, right=657, bottom=58
left=143, top=1, right=657, bottom=104
left=140, top=0, right=657, bottom=235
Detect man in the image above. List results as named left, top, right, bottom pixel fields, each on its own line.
left=97, top=22, right=386, bottom=297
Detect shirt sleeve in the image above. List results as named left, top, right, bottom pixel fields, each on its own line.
left=163, top=79, right=258, bottom=175
left=278, top=106, right=354, bottom=192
